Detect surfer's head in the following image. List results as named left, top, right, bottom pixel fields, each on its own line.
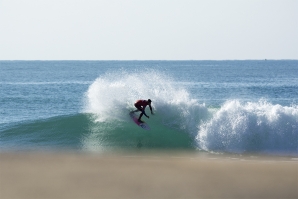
left=148, top=99, right=152, bottom=103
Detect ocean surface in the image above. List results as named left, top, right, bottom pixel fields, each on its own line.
left=1, top=60, right=297, bottom=156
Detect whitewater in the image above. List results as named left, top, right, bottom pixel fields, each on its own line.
left=0, top=61, right=297, bottom=156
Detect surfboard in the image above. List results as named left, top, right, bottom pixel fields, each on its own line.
left=129, top=111, right=150, bottom=130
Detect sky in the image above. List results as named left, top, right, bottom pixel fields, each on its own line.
left=0, top=0, right=297, bottom=60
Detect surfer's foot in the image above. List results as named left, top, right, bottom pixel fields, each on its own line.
left=138, top=119, right=144, bottom=123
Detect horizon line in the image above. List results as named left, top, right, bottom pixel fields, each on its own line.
left=1, top=59, right=297, bottom=61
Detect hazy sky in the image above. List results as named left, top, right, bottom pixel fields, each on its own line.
left=1, top=0, right=297, bottom=60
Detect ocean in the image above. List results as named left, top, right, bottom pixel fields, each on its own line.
left=0, top=60, right=297, bottom=156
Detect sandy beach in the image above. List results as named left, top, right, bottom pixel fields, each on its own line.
left=0, top=152, right=297, bottom=199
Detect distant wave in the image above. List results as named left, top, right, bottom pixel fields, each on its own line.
left=0, top=81, right=92, bottom=85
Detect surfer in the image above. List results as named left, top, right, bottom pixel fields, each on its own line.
left=133, top=99, right=153, bottom=123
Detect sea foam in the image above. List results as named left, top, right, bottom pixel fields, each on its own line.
left=197, top=100, right=298, bottom=155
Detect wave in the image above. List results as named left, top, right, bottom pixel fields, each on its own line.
left=0, top=114, right=90, bottom=150
left=82, top=70, right=298, bottom=155
left=0, top=113, right=195, bottom=151
left=197, top=100, right=298, bottom=155
left=1, top=70, right=297, bottom=155
left=82, top=69, right=203, bottom=151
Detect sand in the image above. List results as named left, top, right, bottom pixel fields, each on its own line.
left=0, top=152, right=297, bottom=199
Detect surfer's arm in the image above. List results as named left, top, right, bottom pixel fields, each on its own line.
left=149, top=105, right=153, bottom=114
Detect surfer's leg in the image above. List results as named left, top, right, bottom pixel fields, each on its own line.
left=138, top=112, right=143, bottom=119
left=138, top=112, right=144, bottom=122
left=138, top=109, right=146, bottom=122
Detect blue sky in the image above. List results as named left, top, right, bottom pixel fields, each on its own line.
left=0, top=0, right=297, bottom=60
